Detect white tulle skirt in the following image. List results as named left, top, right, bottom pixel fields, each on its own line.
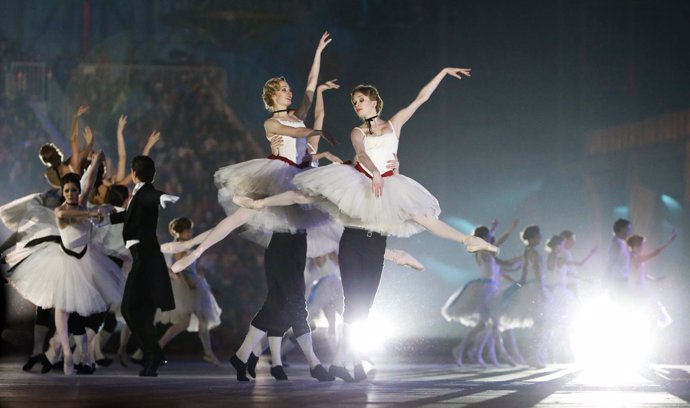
left=442, top=278, right=499, bottom=327
left=155, top=274, right=221, bottom=332
left=497, top=282, right=554, bottom=330
left=215, top=158, right=329, bottom=233
left=293, top=163, right=441, bottom=237
left=7, top=242, right=125, bottom=316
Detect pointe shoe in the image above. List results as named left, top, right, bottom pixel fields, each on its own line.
left=203, top=353, right=223, bottom=367
left=39, top=354, right=53, bottom=374
left=310, top=364, right=335, bottom=381
left=171, top=249, right=201, bottom=273
left=353, top=364, right=367, bottom=382
left=22, top=354, right=43, bottom=371
left=230, top=355, right=250, bottom=381
left=232, top=196, right=265, bottom=210
left=270, top=365, right=288, bottom=380
left=63, top=353, right=74, bottom=375
left=387, top=249, right=424, bottom=271
left=329, top=365, right=356, bottom=383
left=246, top=353, right=259, bottom=378
left=464, top=235, right=499, bottom=254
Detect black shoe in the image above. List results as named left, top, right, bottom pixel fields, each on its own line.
left=139, top=353, right=166, bottom=377
left=247, top=353, right=259, bottom=378
left=270, top=365, right=288, bottom=380
left=329, top=365, right=356, bottom=383
left=310, top=364, right=335, bottom=381
left=22, top=354, right=43, bottom=371
left=353, top=363, right=367, bottom=382
left=76, top=363, right=95, bottom=375
left=138, top=366, right=158, bottom=377
left=39, top=355, right=53, bottom=374
left=96, top=357, right=113, bottom=367
left=230, top=355, right=250, bottom=381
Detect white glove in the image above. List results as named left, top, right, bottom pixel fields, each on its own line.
left=160, top=194, right=180, bottom=208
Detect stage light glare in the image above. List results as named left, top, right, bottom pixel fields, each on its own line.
left=571, top=295, right=654, bottom=372
left=349, top=316, right=394, bottom=353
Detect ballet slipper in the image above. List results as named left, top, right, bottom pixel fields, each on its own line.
left=353, top=364, right=367, bottom=382
left=310, top=364, right=335, bottom=381
left=232, top=196, right=265, bottom=210
left=22, top=354, right=43, bottom=371
left=270, top=365, right=288, bottom=380
left=171, top=249, right=202, bottom=273
left=246, top=353, right=259, bottom=378
left=386, top=249, right=424, bottom=271
left=329, top=365, right=356, bottom=383
left=463, top=236, right=499, bottom=254
left=63, top=352, right=74, bottom=375
left=230, top=355, right=250, bottom=381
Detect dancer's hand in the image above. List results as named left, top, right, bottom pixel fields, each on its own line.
left=117, top=115, right=127, bottom=134
left=386, top=153, right=399, bottom=173
left=270, top=135, right=283, bottom=155
left=316, top=31, right=332, bottom=53
left=372, top=172, right=384, bottom=198
left=160, top=194, right=179, bottom=208
left=75, top=105, right=89, bottom=117
left=143, top=130, right=161, bottom=155
left=444, top=67, right=472, bottom=79
left=317, top=79, right=339, bottom=92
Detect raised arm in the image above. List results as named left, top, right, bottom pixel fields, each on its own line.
left=78, top=150, right=104, bottom=207
left=294, top=32, right=332, bottom=121
left=495, top=219, right=520, bottom=247
left=142, top=130, right=161, bottom=156
left=114, top=115, right=128, bottom=182
left=68, top=105, right=89, bottom=174
left=565, top=246, right=598, bottom=267
left=309, top=79, right=339, bottom=150
left=390, top=67, right=471, bottom=133
left=638, top=230, right=677, bottom=263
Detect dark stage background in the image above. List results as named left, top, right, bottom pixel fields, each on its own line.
left=0, top=0, right=688, bottom=360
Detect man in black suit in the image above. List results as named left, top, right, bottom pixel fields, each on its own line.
left=111, top=155, right=178, bottom=376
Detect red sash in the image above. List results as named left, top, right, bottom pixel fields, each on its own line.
left=354, top=163, right=395, bottom=179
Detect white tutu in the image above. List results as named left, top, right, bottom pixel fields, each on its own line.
left=155, top=273, right=221, bottom=332
left=215, top=158, right=329, bottom=233
left=1, top=195, right=60, bottom=251
left=442, top=278, right=499, bottom=327
left=7, top=242, right=125, bottom=316
left=293, top=164, right=441, bottom=237
left=497, top=282, right=554, bottom=330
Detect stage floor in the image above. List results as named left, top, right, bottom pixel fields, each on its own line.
left=2, top=357, right=690, bottom=407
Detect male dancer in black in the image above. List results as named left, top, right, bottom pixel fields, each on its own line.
left=110, top=155, right=178, bottom=376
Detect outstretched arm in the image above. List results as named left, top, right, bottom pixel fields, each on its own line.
left=638, top=230, right=677, bottom=263
left=115, top=115, right=128, bottom=182
left=68, top=105, right=89, bottom=174
left=308, top=79, right=339, bottom=151
left=294, top=32, right=332, bottom=121
left=565, top=246, right=598, bottom=267
left=495, top=219, right=520, bottom=247
left=390, top=67, right=471, bottom=134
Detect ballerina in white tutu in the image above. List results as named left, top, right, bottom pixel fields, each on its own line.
left=235, top=67, right=497, bottom=381
left=6, top=158, right=124, bottom=375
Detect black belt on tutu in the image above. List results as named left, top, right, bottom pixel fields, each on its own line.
left=268, top=154, right=311, bottom=169
left=354, top=163, right=395, bottom=179
left=24, top=235, right=88, bottom=259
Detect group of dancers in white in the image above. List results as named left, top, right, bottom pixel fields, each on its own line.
left=441, top=218, right=676, bottom=369
left=1, top=31, right=672, bottom=381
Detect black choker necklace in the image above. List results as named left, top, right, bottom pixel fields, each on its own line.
left=272, top=109, right=290, bottom=115
left=365, top=115, right=378, bottom=134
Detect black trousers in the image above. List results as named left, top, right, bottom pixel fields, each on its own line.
left=252, top=231, right=310, bottom=337
left=121, top=245, right=161, bottom=360
left=338, top=227, right=387, bottom=324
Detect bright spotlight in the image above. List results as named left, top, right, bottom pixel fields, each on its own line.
left=571, top=294, right=655, bottom=372
left=348, top=315, right=394, bottom=354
